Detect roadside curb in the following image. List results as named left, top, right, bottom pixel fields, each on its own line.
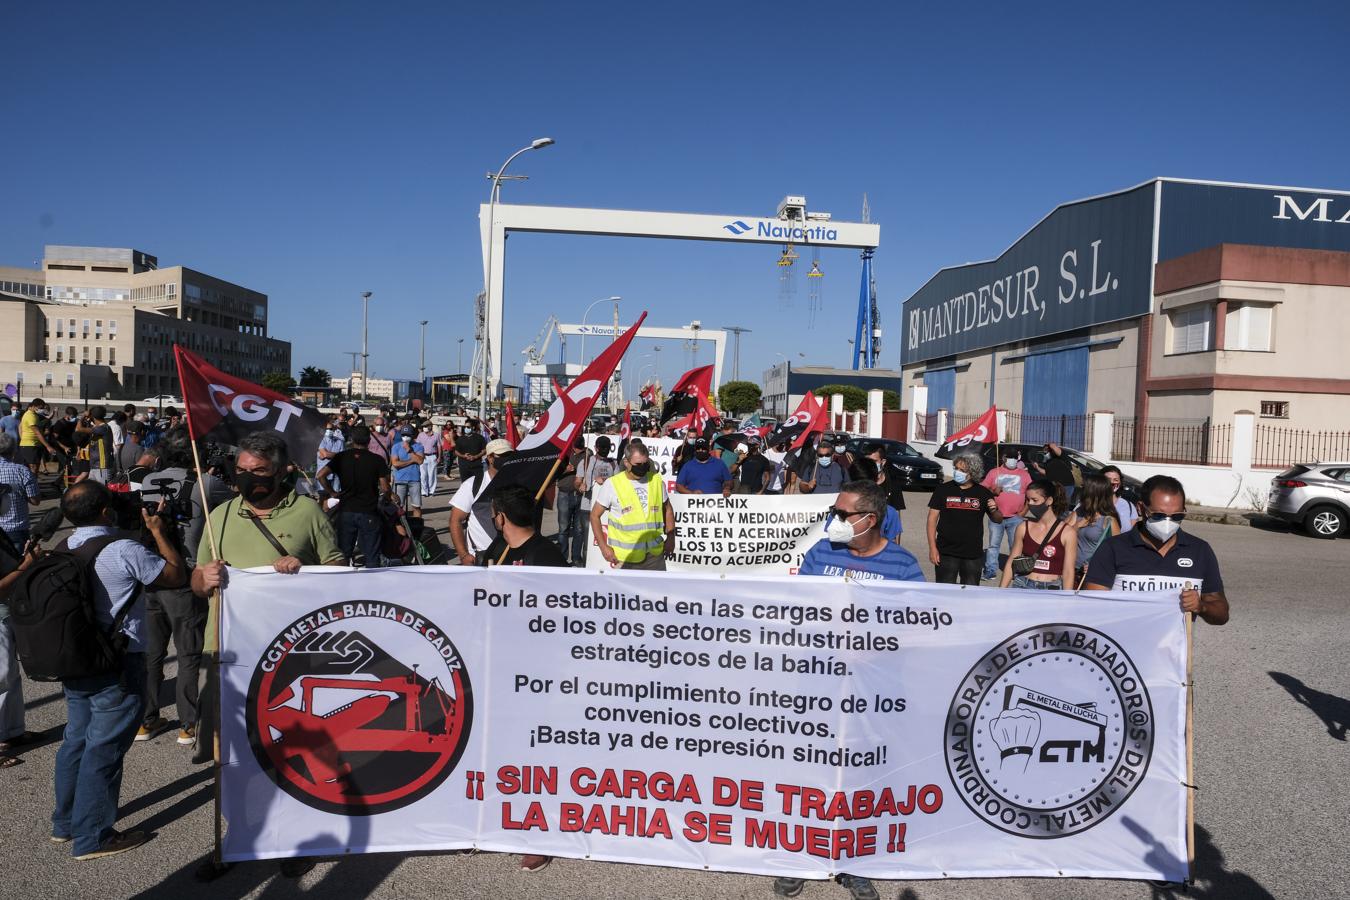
left=1187, top=510, right=1273, bottom=528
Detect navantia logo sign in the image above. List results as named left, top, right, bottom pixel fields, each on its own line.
left=1273, top=194, right=1350, bottom=224
left=721, top=219, right=840, bottom=242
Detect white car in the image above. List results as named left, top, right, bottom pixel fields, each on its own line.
left=140, top=394, right=182, bottom=406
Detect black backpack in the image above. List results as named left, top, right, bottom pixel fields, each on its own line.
left=9, top=534, right=140, bottom=682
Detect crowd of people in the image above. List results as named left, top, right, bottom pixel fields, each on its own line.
left=0, top=392, right=1228, bottom=898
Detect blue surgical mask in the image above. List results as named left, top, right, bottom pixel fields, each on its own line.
left=817, top=456, right=833, bottom=468
left=953, top=470, right=969, bottom=484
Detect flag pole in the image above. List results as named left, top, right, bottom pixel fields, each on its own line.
left=1184, top=592, right=1196, bottom=883
left=172, top=344, right=226, bottom=875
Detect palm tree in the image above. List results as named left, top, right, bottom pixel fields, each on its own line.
left=298, top=366, right=331, bottom=387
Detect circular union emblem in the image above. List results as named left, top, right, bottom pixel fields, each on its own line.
left=943, top=623, right=1154, bottom=838
left=246, top=601, right=473, bottom=815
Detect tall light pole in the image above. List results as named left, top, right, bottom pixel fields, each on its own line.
left=457, top=338, right=464, bottom=374
left=723, top=325, right=751, bottom=381
left=418, top=321, right=429, bottom=403
left=579, top=295, right=620, bottom=365
left=345, top=351, right=361, bottom=401
left=360, top=291, right=373, bottom=402
left=482, top=137, right=555, bottom=420
left=653, top=344, right=661, bottom=387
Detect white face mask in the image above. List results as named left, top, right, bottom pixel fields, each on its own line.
left=1005, top=458, right=1017, bottom=468
left=826, top=513, right=872, bottom=544
left=1145, top=518, right=1181, bottom=542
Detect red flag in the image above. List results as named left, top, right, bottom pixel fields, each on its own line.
left=173, top=345, right=324, bottom=463
left=639, top=383, right=657, bottom=410
left=505, top=400, right=520, bottom=448
left=767, top=391, right=828, bottom=450
left=551, top=378, right=565, bottom=399
left=617, top=402, right=632, bottom=460
left=658, top=365, right=715, bottom=429
left=936, top=406, right=999, bottom=459
left=492, top=313, right=648, bottom=497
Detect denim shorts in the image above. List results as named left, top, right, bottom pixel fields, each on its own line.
left=1011, top=575, right=1062, bottom=590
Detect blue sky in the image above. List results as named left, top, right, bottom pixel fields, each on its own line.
left=4, top=1, right=1347, bottom=397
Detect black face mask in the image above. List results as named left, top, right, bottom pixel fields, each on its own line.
left=694, top=450, right=710, bottom=461
left=630, top=462, right=651, bottom=478
left=1027, top=502, right=1051, bottom=520
left=235, top=470, right=281, bottom=503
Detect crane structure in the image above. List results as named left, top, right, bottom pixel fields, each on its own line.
left=479, top=196, right=881, bottom=401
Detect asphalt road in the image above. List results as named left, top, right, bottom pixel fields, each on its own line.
left=2, top=473, right=1346, bottom=900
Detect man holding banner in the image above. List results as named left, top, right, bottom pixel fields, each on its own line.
left=589, top=439, right=674, bottom=570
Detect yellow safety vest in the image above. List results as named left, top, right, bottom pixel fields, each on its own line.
left=607, top=472, right=665, bottom=563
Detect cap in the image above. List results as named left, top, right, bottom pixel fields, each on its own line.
left=485, top=439, right=513, bottom=456
left=693, top=437, right=710, bottom=449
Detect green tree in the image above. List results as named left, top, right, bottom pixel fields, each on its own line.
left=261, top=371, right=297, bottom=393
left=298, top=365, right=331, bottom=387
left=882, top=389, right=900, bottom=411
left=717, top=381, right=762, bottom=416
left=813, top=384, right=868, bottom=412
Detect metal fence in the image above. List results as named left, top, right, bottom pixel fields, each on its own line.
left=1003, top=412, right=1090, bottom=450
left=1110, top=417, right=1231, bottom=465
left=1253, top=425, right=1350, bottom=469
left=916, top=412, right=937, bottom=442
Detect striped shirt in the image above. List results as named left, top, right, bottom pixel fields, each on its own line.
left=799, top=539, right=925, bottom=582
left=0, top=457, right=39, bottom=536
left=66, top=526, right=167, bottom=652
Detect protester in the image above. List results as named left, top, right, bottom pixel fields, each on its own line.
left=729, top=440, right=771, bottom=494
left=0, top=433, right=41, bottom=553
left=19, top=398, right=56, bottom=475
left=998, top=479, right=1076, bottom=590
left=50, top=481, right=186, bottom=859
left=480, top=485, right=569, bottom=570
left=554, top=436, right=588, bottom=565
left=76, top=406, right=116, bottom=484
left=135, top=428, right=230, bottom=747
left=860, top=442, right=906, bottom=513
left=390, top=428, right=424, bottom=519
left=0, top=431, right=42, bottom=767
left=1085, top=474, right=1230, bottom=625
left=1101, top=465, right=1140, bottom=530
left=674, top=437, right=732, bottom=496
left=318, top=425, right=392, bottom=568
left=118, top=421, right=146, bottom=474
left=439, top=422, right=458, bottom=478
left=50, top=406, right=79, bottom=474
left=455, top=420, right=487, bottom=480
left=926, top=452, right=1002, bottom=585
left=981, top=450, right=1032, bottom=579
left=1034, top=442, right=1077, bottom=502
left=1066, top=473, right=1121, bottom=588
left=798, top=480, right=924, bottom=582
left=448, top=439, right=512, bottom=566
left=368, top=417, right=394, bottom=462
left=0, top=400, right=17, bottom=442
left=795, top=441, right=845, bottom=495
left=762, top=441, right=789, bottom=495
left=415, top=422, right=439, bottom=497
left=590, top=440, right=674, bottom=571
left=577, top=435, right=616, bottom=527
left=316, top=418, right=345, bottom=490
left=0, top=537, right=41, bottom=769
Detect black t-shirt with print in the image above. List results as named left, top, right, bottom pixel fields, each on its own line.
left=927, top=481, right=996, bottom=558
left=480, top=532, right=570, bottom=568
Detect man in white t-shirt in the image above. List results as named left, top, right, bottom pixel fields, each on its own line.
left=763, top=442, right=788, bottom=494
left=448, top=439, right=511, bottom=566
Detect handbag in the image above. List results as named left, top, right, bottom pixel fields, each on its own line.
left=1011, top=518, right=1064, bottom=576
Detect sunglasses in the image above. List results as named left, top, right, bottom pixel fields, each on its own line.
left=1143, top=512, right=1187, bottom=523
left=828, top=506, right=871, bottom=520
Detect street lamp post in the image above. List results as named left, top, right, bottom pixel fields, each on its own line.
left=579, top=296, right=621, bottom=366
left=723, top=325, right=751, bottom=382
left=419, top=320, right=428, bottom=402
left=482, top=137, right=555, bottom=421
left=360, top=291, right=373, bottom=402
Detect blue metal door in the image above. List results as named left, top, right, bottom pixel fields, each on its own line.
left=1020, top=348, right=1088, bottom=448
left=922, top=369, right=955, bottom=441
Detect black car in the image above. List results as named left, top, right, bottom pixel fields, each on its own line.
left=980, top=442, right=1142, bottom=501
left=844, top=438, right=945, bottom=489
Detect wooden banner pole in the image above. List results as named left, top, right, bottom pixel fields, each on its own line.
left=492, top=453, right=567, bottom=566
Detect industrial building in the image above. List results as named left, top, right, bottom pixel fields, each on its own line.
left=762, top=363, right=900, bottom=419
left=0, top=245, right=290, bottom=399
left=900, top=179, right=1350, bottom=450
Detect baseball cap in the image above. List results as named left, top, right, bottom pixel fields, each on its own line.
left=692, top=437, right=710, bottom=449
left=485, top=439, right=513, bottom=456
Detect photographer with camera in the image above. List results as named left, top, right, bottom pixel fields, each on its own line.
left=133, top=427, right=232, bottom=746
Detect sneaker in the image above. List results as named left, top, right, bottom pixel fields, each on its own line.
left=135, top=717, right=170, bottom=742
left=519, top=854, right=552, bottom=872
left=772, top=877, right=805, bottom=898
left=177, top=724, right=196, bottom=746
left=50, top=834, right=72, bottom=844
left=74, top=830, right=148, bottom=860
left=837, top=874, right=879, bottom=900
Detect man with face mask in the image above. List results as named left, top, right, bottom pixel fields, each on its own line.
left=674, top=437, right=733, bottom=497
left=981, top=451, right=1032, bottom=579
left=796, top=441, right=846, bottom=495
left=1084, top=475, right=1229, bottom=625
left=415, top=422, right=440, bottom=497
left=590, top=440, right=675, bottom=570
left=316, top=417, right=345, bottom=491
left=798, top=480, right=924, bottom=582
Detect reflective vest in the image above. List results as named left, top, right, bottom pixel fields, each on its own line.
left=607, top=472, right=665, bottom=563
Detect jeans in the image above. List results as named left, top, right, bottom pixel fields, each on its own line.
left=143, top=587, right=207, bottom=727
left=935, top=554, right=982, bottom=585
left=0, top=615, right=25, bottom=742
left=420, top=456, right=439, bottom=496
left=53, top=652, right=147, bottom=855
left=338, top=510, right=383, bottom=568
left=984, top=515, right=1023, bottom=578
left=1011, top=574, right=1062, bottom=590
left=555, top=490, right=584, bottom=564
left=394, top=480, right=422, bottom=511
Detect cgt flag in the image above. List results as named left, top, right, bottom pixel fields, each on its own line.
left=936, top=405, right=998, bottom=459
left=767, top=391, right=827, bottom=450
left=658, top=365, right=715, bottom=430
left=173, top=345, right=325, bottom=464
left=491, top=313, right=648, bottom=498
left=639, top=383, right=657, bottom=410
left=616, top=402, right=632, bottom=461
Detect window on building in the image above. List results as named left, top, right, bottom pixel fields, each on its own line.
left=82, top=347, right=89, bottom=364
left=1169, top=305, right=1212, bottom=354
left=1224, top=304, right=1273, bottom=352
left=82, top=318, right=90, bottom=337
left=68, top=344, right=75, bottom=361
left=1260, top=400, right=1290, bottom=419
left=109, top=347, right=116, bottom=366
left=95, top=347, right=102, bottom=365
left=109, top=319, right=117, bottom=339
left=66, top=374, right=74, bottom=388
left=15, top=372, right=23, bottom=384
left=45, top=373, right=53, bottom=386
left=56, top=348, right=63, bottom=362
left=55, top=321, right=63, bottom=337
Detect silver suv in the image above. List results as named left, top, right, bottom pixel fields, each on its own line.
left=1267, top=463, right=1350, bottom=539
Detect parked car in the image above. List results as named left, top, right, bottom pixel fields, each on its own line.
left=844, top=437, right=945, bottom=489
left=140, top=394, right=181, bottom=406
left=1266, top=462, right=1350, bottom=538
left=979, top=442, right=1143, bottom=501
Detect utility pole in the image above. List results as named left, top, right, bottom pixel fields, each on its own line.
left=419, top=320, right=428, bottom=392
left=360, top=291, right=373, bottom=402
left=345, top=351, right=361, bottom=401
left=723, top=325, right=751, bottom=381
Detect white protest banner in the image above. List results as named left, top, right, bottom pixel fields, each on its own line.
left=582, top=493, right=835, bottom=574
left=219, top=567, right=1187, bottom=882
